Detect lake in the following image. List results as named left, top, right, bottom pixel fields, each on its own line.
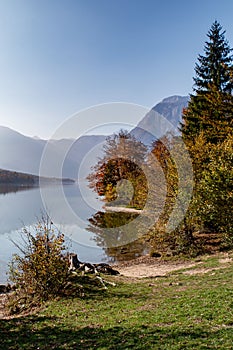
left=0, top=183, right=148, bottom=284
left=0, top=183, right=106, bottom=284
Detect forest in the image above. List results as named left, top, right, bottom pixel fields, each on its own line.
left=0, top=168, right=74, bottom=187
left=0, top=169, right=38, bottom=185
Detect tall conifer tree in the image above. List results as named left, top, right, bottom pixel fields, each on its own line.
left=181, top=21, right=233, bottom=144
left=180, top=21, right=233, bottom=244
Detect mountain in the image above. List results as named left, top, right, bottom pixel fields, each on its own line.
left=47, top=135, right=106, bottom=179
left=0, top=96, right=189, bottom=177
left=0, top=126, right=106, bottom=178
left=0, top=126, right=45, bottom=175
left=152, top=95, right=189, bottom=125
left=131, top=95, right=189, bottom=146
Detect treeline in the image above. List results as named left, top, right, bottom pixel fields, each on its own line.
left=0, top=169, right=38, bottom=185
left=88, top=21, right=233, bottom=256
left=0, top=169, right=75, bottom=186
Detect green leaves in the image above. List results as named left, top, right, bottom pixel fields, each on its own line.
left=196, top=136, right=233, bottom=246
left=181, top=21, right=233, bottom=145
left=194, top=20, right=233, bottom=93
left=180, top=21, right=233, bottom=250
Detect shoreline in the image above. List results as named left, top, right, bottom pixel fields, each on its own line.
left=114, top=250, right=233, bottom=278
left=103, top=205, right=144, bottom=214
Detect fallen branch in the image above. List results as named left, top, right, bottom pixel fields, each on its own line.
left=68, top=253, right=119, bottom=289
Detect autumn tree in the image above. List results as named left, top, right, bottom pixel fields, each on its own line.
left=194, top=135, right=233, bottom=246
left=87, top=130, right=149, bottom=209
left=150, top=134, right=196, bottom=255
left=87, top=131, right=169, bottom=256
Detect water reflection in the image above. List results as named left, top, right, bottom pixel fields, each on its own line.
left=0, top=184, right=104, bottom=284
left=0, top=184, right=151, bottom=283
left=0, top=184, right=37, bottom=195
left=87, top=210, right=149, bottom=262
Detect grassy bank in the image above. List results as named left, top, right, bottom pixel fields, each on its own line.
left=0, top=253, right=233, bottom=349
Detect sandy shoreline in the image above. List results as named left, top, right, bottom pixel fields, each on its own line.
left=114, top=255, right=200, bottom=278
left=103, top=205, right=144, bottom=214
left=114, top=252, right=233, bottom=278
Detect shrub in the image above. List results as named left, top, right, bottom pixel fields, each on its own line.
left=8, top=215, right=69, bottom=312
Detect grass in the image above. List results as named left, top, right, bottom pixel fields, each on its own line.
left=0, top=253, right=233, bottom=349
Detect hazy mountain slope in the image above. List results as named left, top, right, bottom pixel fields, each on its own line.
left=0, top=126, right=46, bottom=174
left=152, top=95, right=189, bottom=125
left=0, top=96, right=189, bottom=176
left=48, top=135, right=106, bottom=179
left=131, top=95, right=189, bottom=146
left=0, top=126, right=106, bottom=178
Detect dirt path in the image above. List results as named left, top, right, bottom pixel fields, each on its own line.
left=115, top=252, right=233, bottom=278
left=115, top=256, right=201, bottom=278
left=116, top=261, right=200, bottom=278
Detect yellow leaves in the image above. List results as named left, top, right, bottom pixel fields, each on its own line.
left=9, top=216, right=69, bottom=302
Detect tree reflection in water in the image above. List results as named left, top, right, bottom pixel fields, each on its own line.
left=0, top=184, right=37, bottom=195
left=87, top=210, right=149, bottom=262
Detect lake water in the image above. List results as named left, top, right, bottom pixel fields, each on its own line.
left=0, top=183, right=148, bottom=284
left=0, top=183, right=109, bottom=284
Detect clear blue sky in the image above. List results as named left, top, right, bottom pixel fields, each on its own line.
left=0, top=0, right=233, bottom=138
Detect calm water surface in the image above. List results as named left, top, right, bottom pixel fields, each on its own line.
left=0, top=184, right=107, bottom=284
left=0, top=183, right=149, bottom=284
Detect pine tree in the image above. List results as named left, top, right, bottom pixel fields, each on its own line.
left=181, top=21, right=233, bottom=144
left=194, top=21, right=233, bottom=93
left=180, top=21, right=233, bottom=245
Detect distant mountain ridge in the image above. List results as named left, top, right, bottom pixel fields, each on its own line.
left=0, top=95, right=189, bottom=176
left=131, top=95, right=189, bottom=146
left=152, top=95, right=189, bottom=124
left=0, top=126, right=106, bottom=178
left=0, top=126, right=46, bottom=175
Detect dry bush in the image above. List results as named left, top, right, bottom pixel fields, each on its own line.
left=8, top=215, right=69, bottom=313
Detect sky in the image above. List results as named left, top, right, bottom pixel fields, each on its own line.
left=0, top=0, right=233, bottom=139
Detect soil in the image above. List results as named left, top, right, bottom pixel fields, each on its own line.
left=114, top=252, right=232, bottom=278
left=114, top=255, right=200, bottom=278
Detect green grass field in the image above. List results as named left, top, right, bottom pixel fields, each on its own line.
left=1, top=253, right=233, bottom=349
